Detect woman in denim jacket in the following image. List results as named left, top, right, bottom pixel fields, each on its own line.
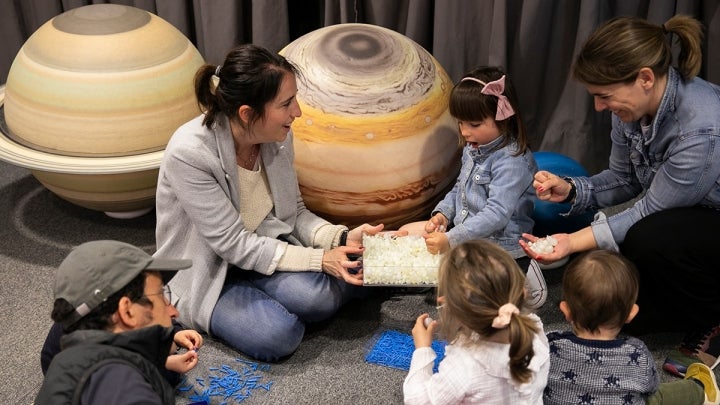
left=521, top=15, right=720, bottom=371
left=401, top=66, right=547, bottom=309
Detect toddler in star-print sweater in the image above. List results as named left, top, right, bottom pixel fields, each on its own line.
left=544, top=250, right=718, bottom=405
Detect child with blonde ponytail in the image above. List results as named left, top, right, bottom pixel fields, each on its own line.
left=403, top=240, right=549, bottom=404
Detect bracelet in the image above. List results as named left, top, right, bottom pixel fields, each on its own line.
left=339, top=229, right=348, bottom=246
left=561, top=177, right=576, bottom=204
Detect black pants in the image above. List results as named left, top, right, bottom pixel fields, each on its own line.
left=621, top=206, right=720, bottom=334
left=515, top=256, right=531, bottom=274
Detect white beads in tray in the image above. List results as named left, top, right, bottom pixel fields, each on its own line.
left=362, top=234, right=443, bottom=285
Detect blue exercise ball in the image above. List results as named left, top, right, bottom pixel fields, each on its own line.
left=531, top=151, right=596, bottom=235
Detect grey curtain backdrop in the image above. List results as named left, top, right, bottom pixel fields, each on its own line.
left=1, top=0, right=719, bottom=174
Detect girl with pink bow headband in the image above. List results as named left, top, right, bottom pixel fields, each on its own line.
left=404, top=240, right=550, bottom=404
left=398, top=66, right=546, bottom=311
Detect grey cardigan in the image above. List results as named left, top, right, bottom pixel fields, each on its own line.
left=155, top=115, right=331, bottom=332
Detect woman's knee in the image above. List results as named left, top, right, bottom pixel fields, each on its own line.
left=292, top=278, right=349, bottom=322
left=211, top=309, right=304, bottom=362
left=246, top=321, right=304, bottom=361
left=624, top=212, right=661, bottom=250
left=211, top=282, right=307, bottom=361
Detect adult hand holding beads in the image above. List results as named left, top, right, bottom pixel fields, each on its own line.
left=174, top=329, right=204, bottom=352
left=166, top=350, right=199, bottom=374
left=527, top=235, right=558, bottom=254
left=520, top=232, right=574, bottom=265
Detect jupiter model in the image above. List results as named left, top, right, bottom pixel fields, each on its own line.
left=280, top=24, right=460, bottom=229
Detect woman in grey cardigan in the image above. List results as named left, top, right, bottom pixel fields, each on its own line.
left=154, top=44, right=383, bottom=361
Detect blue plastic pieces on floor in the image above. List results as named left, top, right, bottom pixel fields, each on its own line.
left=177, top=358, right=273, bottom=404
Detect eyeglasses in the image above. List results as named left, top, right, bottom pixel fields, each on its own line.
left=143, top=285, right=172, bottom=306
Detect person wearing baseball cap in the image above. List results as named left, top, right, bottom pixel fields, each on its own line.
left=35, top=240, right=201, bottom=405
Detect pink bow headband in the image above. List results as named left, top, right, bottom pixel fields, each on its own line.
left=491, top=303, right=520, bottom=329
left=460, top=75, right=515, bottom=121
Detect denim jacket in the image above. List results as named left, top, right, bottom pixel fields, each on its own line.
left=433, top=135, right=537, bottom=258
left=567, top=67, right=720, bottom=251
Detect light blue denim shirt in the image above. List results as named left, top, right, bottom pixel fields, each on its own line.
left=433, top=135, right=537, bottom=258
left=567, top=67, right=720, bottom=251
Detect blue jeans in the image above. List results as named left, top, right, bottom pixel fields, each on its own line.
left=209, top=270, right=357, bottom=362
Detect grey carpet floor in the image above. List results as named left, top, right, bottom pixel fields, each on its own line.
left=0, top=160, right=703, bottom=405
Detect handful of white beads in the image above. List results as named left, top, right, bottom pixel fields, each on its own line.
left=527, top=235, right=558, bottom=255
left=362, top=234, right=442, bottom=285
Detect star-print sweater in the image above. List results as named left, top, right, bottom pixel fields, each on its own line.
left=544, top=331, right=659, bottom=405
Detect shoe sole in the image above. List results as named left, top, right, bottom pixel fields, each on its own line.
left=663, top=349, right=703, bottom=378
left=524, top=259, right=547, bottom=310
left=662, top=360, right=687, bottom=378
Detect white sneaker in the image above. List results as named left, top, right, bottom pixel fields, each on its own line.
left=524, top=259, right=547, bottom=310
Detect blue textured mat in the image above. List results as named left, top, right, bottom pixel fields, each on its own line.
left=365, top=330, right=446, bottom=372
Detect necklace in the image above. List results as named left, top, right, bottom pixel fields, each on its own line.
left=239, top=144, right=259, bottom=169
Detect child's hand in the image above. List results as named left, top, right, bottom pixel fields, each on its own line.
left=411, top=314, right=436, bottom=349
left=424, top=213, right=448, bottom=234
left=347, top=223, right=385, bottom=247
left=423, top=232, right=449, bottom=255
left=166, top=351, right=199, bottom=373
left=174, top=329, right=203, bottom=352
